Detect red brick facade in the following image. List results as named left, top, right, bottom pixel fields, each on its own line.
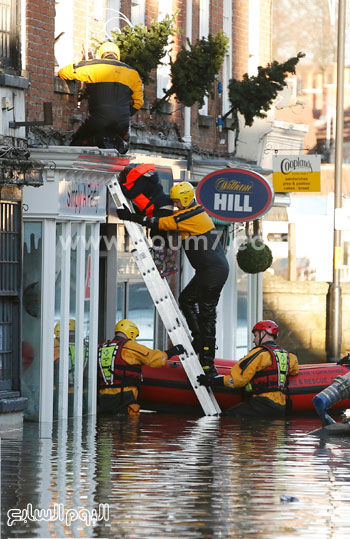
left=24, top=0, right=272, bottom=155
left=26, top=0, right=55, bottom=121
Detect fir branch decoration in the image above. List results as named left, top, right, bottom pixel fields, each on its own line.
left=226, top=52, right=305, bottom=127
left=152, top=31, right=229, bottom=111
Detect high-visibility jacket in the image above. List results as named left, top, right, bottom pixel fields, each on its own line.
left=98, top=337, right=142, bottom=389
left=244, top=343, right=290, bottom=395
left=224, top=341, right=299, bottom=406
left=97, top=335, right=168, bottom=394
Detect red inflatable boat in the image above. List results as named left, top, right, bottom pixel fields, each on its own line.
left=139, top=358, right=350, bottom=414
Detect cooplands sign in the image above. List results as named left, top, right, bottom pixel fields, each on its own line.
left=196, top=168, right=274, bottom=222
left=272, top=154, right=321, bottom=192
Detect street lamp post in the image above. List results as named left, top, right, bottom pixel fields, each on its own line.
left=328, top=0, right=346, bottom=361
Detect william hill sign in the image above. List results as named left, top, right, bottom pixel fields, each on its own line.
left=196, top=168, right=274, bottom=222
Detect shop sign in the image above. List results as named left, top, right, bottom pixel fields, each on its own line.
left=272, top=154, right=321, bottom=192
left=59, top=180, right=106, bottom=217
left=196, top=168, right=274, bottom=222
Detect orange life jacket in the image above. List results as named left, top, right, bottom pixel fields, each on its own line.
left=123, top=164, right=156, bottom=216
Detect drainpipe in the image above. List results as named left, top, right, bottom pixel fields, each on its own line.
left=328, top=0, right=346, bottom=361
left=183, top=0, right=192, bottom=145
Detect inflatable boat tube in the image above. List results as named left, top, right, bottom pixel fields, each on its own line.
left=139, top=359, right=350, bottom=414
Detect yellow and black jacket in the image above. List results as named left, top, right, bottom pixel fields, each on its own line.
left=224, top=342, right=299, bottom=406
left=58, top=58, right=143, bottom=124
left=158, top=202, right=229, bottom=274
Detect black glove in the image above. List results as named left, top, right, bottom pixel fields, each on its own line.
left=117, top=205, right=143, bottom=223
left=337, top=354, right=350, bottom=366
left=165, top=344, right=185, bottom=358
left=197, top=374, right=225, bottom=388
left=117, top=205, right=159, bottom=230
left=197, top=374, right=212, bottom=387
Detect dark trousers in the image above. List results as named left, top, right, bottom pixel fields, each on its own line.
left=71, top=114, right=129, bottom=147
left=98, top=390, right=137, bottom=415
left=223, top=396, right=286, bottom=419
left=179, top=270, right=228, bottom=365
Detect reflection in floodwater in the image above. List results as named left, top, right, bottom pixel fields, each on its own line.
left=1, top=414, right=350, bottom=538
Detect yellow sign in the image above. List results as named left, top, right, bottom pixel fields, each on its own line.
left=334, top=246, right=342, bottom=270
left=272, top=155, right=321, bottom=192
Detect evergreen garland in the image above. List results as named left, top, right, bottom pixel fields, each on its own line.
left=152, top=31, right=229, bottom=111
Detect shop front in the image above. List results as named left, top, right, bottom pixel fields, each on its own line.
left=22, top=148, right=109, bottom=422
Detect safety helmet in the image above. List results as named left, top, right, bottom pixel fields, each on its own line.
left=98, top=42, right=120, bottom=60
left=115, top=319, right=139, bottom=340
left=54, top=319, right=75, bottom=338
left=169, top=182, right=194, bottom=208
left=252, top=320, right=279, bottom=337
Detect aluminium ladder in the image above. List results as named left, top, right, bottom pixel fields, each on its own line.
left=107, top=176, right=221, bottom=416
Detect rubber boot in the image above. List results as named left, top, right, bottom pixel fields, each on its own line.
left=179, top=302, right=202, bottom=352
left=312, top=383, right=342, bottom=426
left=200, top=336, right=218, bottom=379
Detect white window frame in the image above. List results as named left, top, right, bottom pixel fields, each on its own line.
left=105, top=0, right=121, bottom=41
left=199, top=0, right=210, bottom=115
left=222, top=0, right=232, bottom=115
left=54, top=0, right=74, bottom=68
left=156, top=0, right=173, bottom=100
left=248, top=0, right=260, bottom=76
left=131, top=0, right=145, bottom=26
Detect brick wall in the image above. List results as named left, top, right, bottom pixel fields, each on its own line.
left=26, top=0, right=55, bottom=122
left=232, top=0, right=249, bottom=79
left=263, top=274, right=350, bottom=364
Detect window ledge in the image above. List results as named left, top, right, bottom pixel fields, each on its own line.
left=198, top=114, right=214, bottom=128
left=54, top=76, right=77, bottom=95
left=0, top=393, right=28, bottom=413
left=0, top=73, right=29, bottom=89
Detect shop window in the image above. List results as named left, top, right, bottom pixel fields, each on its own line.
left=22, top=222, right=42, bottom=419
left=128, top=282, right=154, bottom=347
left=236, top=264, right=249, bottom=357
left=83, top=224, right=92, bottom=414
left=0, top=0, right=19, bottom=71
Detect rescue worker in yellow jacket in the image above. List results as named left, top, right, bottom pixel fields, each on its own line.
left=117, top=182, right=230, bottom=379
left=198, top=320, right=299, bottom=418
left=58, top=42, right=143, bottom=152
left=97, top=319, right=184, bottom=415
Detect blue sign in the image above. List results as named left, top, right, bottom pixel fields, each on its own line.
left=196, top=168, right=274, bottom=222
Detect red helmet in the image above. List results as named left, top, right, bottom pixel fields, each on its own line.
left=252, top=320, right=279, bottom=336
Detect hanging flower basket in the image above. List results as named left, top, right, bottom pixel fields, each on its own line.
left=236, top=239, right=273, bottom=274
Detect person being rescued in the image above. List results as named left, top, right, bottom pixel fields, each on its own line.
left=58, top=42, right=143, bottom=154
left=97, top=318, right=184, bottom=415
left=117, top=182, right=229, bottom=380
left=117, top=163, right=177, bottom=277
left=198, top=320, right=299, bottom=419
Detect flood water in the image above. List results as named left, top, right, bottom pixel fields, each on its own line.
left=1, top=412, right=350, bottom=538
